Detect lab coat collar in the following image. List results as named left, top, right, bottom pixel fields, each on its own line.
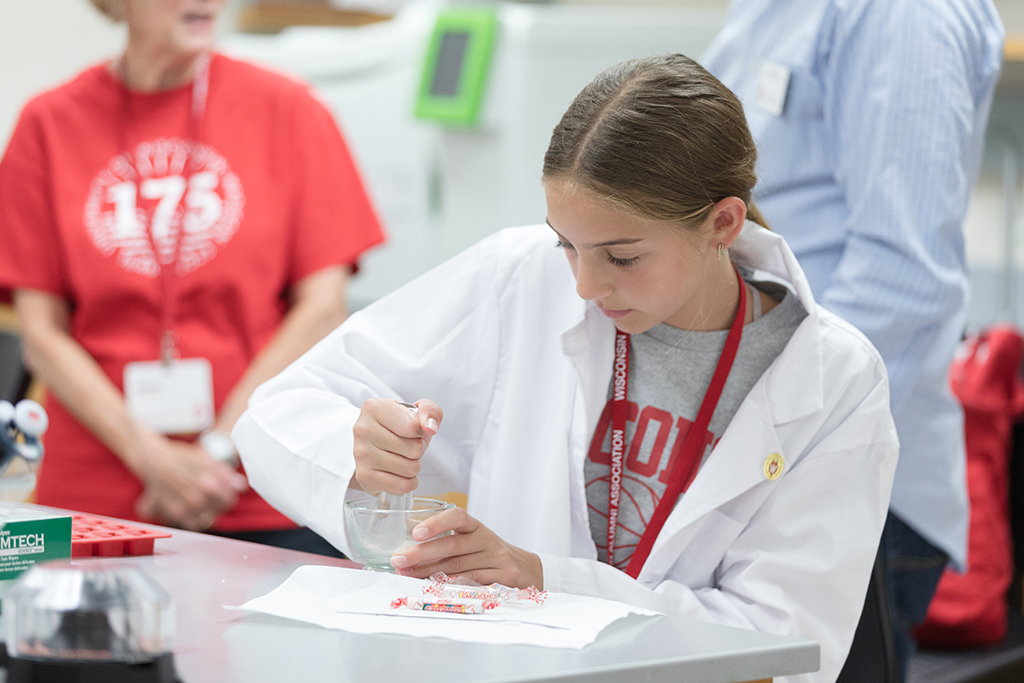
left=559, top=221, right=827, bottom=583
left=560, top=304, right=616, bottom=449
left=730, top=221, right=824, bottom=425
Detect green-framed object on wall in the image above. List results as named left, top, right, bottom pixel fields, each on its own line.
left=415, top=6, right=498, bottom=127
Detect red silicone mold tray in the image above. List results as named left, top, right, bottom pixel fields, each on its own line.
left=71, top=515, right=172, bottom=558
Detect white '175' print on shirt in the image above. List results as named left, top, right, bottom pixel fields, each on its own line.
left=83, top=137, right=245, bottom=277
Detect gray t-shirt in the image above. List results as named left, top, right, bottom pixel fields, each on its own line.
left=584, top=280, right=807, bottom=569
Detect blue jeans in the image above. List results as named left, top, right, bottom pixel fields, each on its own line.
left=881, top=512, right=949, bottom=683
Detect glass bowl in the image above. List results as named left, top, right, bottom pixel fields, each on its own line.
left=344, top=496, right=455, bottom=572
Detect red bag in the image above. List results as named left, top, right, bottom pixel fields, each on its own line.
left=914, top=324, right=1024, bottom=648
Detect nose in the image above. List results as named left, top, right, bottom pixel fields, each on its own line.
left=574, top=257, right=612, bottom=302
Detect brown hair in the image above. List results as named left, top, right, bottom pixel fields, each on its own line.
left=543, top=54, right=769, bottom=231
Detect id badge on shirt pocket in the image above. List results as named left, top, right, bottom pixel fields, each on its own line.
left=754, top=60, right=791, bottom=117
left=124, top=358, right=214, bottom=434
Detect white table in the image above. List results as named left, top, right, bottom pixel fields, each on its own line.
left=14, top=507, right=820, bottom=683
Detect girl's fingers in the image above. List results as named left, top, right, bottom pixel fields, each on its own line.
left=364, top=469, right=419, bottom=496
left=387, top=508, right=544, bottom=589
left=369, top=398, right=429, bottom=438
left=355, top=447, right=422, bottom=493
left=354, top=397, right=444, bottom=495
left=394, top=549, right=494, bottom=581
left=356, top=399, right=434, bottom=461
left=367, top=448, right=423, bottom=480
left=391, top=535, right=486, bottom=573
left=413, top=507, right=474, bottom=539
left=354, top=420, right=425, bottom=461
left=391, top=509, right=482, bottom=567
left=413, top=399, right=444, bottom=434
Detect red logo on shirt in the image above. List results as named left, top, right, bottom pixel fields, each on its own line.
left=586, top=400, right=722, bottom=568
left=83, top=138, right=245, bottom=277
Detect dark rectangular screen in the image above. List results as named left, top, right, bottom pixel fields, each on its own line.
left=430, top=31, right=470, bottom=98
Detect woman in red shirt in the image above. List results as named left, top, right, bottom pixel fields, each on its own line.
left=0, top=0, right=384, bottom=550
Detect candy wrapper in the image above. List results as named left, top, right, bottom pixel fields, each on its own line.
left=390, top=573, right=548, bottom=616
left=390, top=596, right=497, bottom=613
left=423, top=572, right=548, bottom=606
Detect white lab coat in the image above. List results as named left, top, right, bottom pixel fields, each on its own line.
left=234, top=222, right=898, bottom=683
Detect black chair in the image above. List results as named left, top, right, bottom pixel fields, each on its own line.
left=837, top=547, right=900, bottom=683
left=899, top=418, right=1024, bottom=683
left=907, top=611, right=1024, bottom=683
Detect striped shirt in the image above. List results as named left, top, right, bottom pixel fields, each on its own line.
left=702, top=0, right=1005, bottom=568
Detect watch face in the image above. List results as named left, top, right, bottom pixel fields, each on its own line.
left=201, top=431, right=237, bottom=464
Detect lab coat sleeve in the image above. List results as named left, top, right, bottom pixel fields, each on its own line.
left=233, top=233, right=510, bottom=555
left=814, top=0, right=1003, bottom=413
left=540, top=326, right=897, bottom=683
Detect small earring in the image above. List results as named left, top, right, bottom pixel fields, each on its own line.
left=717, top=244, right=726, bottom=262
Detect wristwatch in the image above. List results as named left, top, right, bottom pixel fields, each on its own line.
left=199, top=429, right=239, bottom=466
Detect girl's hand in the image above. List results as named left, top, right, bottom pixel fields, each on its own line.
left=389, top=507, right=544, bottom=590
left=133, top=434, right=248, bottom=531
left=352, top=398, right=442, bottom=495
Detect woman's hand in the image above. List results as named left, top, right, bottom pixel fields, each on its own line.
left=389, top=507, right=544, bottom=590
left=352, top=398, right=442, bottom=495
left=132, top=433, right=248, bottom=531
left=15, top=288, right=247, bottom=531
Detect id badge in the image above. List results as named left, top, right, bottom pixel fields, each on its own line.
left=124, top=357, right=214, bottom=434
left=754, top=60, right=791, bottom=117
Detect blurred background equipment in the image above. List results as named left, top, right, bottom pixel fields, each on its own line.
left=222, top=0, right=726, bottom=308
left=0, top=399, right=47, bottom=476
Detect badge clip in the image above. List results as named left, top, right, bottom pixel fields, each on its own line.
left=160, top=330, right=180, bottom=367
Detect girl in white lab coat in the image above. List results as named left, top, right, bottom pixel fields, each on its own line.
left=233, top=55, right=898, bottom=683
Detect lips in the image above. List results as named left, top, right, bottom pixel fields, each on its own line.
left=182, top=12, right=215, bottom=29
left=599, top=307, right=631, bottom=319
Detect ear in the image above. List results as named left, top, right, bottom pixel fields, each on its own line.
left=708, top=197, right=747, bottom=248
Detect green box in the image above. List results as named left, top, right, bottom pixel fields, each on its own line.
left=0, top=511, right=73, bottom=606
left=415, top=6, right=498, bottom=127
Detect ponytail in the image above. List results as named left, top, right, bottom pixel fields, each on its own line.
left=746, top=202, right=771, bottom=231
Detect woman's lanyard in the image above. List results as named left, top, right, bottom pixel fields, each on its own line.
left=118, top=53, right=211, bottom=365
left=607, top=266, right=748, bottom=578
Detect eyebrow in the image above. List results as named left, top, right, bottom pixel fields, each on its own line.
left=545, top=220, right=645, bottom=248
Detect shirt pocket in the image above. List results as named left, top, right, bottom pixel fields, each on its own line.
left=785, top=66, right=825, bottom=122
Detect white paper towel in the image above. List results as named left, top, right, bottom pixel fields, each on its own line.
left=233, top=566, right=660, bottom=649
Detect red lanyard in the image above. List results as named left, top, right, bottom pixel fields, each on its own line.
left=118, top=53, right=211, bottom=364
left=607, top=267, right=747, bottom=577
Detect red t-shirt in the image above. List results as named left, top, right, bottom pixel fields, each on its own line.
left=0, top=54, right=385, bottom=531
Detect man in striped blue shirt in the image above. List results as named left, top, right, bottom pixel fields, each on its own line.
left=703, top=0, right=1004, bottom=679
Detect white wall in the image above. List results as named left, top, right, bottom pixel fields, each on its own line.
left=3, top=0, right=1021, bottom=149
left=994, top=0, right=1024, bottom=34
left=0, top=1, right=125, bottom=150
